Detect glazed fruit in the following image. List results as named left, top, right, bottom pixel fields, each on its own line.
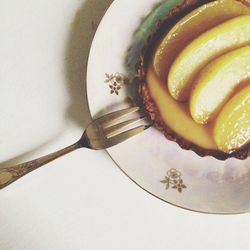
left=168, top=15, right=250, bottom=101
left=214, top=85, right=250, bottom=153
left=146, top=66, right=216, bottom=150
left=141, top=0, right=250, bottom=158
left=190, top=46, right=250, bottom=124
left=153, top=0, right=250, bottom=81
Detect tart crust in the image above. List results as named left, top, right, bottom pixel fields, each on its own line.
left=135, top=0, right=250, bottom=160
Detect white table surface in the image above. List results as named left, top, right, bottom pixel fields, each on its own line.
left=0, top=1, right=250, bottom=249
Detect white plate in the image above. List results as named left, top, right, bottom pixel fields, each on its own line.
left=87, top=0, right=250, bottom=214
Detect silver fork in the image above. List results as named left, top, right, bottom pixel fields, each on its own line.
left=0, top=107, right=150, bottom=189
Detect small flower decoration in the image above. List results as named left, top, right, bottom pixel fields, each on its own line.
left=161, top=168, right=187, bottom=193
left=105, top=73, right=128, bottom=95
left=167, top=168, right=181, bottom=181
left=172, top=179, right=186, bottom=192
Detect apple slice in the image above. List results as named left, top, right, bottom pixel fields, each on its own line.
left=190, top=46, right=250, bottom=124
left=153, top=0, right=250, bottom=81
left=213, top=85, right=250, bottom=153
left=168, top=15, right=250, bottom=101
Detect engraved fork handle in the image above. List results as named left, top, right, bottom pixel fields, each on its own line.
left=0, top=106, right=148, bottom=190
left=0, top=136, right=89, bottom=190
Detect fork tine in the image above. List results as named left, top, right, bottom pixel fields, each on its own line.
left=105, top=117, right=145, bottom=138
left=98, top=107, right=140, bottom=127
left=105, top=125, right=150, bottom=148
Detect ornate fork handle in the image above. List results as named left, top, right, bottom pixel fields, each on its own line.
left=0, top=138, right=88, bottom=189
left=0, top=107, right=149, bottom=190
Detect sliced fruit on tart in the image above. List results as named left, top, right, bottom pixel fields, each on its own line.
left=153, top=0, right=250, bottom=81
left=214, top=85, right=250, bottom=153
left=190, top=46, right=250, bottom=124
left=140, top=0, right=250, bottom=159
left=168, top=15, right=250, bottom=101
left=146, top=66, right=217, bottom=150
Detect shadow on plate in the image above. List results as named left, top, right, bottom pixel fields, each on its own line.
left=65, top=0, right=114, bottom=128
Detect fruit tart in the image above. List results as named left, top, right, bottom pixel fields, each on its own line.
left=135, top=0, right=250, bottom=160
